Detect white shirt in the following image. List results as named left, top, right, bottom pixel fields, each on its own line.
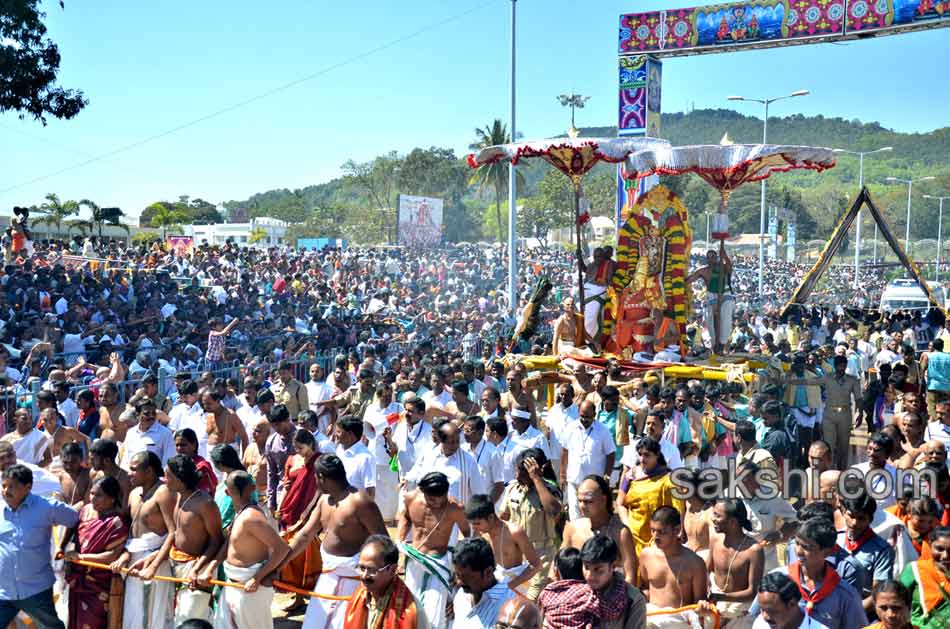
left=621, top=434, right=683, bottom=471
left=406, top=447, right=486, bottom=504
left=236, top=405, right=265, bottom=439
left=392, top=419, right=433, bottom=477
left=57, top=398, right=80, bottom=429
left=422, top=388, right=452, bottom=410
left=925, top=421, right=950, bottom=453
left=452, top=582, right=515, bottom=629
left=875, top=348, right=899, bottom=368
left=498, top=425, right=549, bottom=483
left=337, top=441, right=376, bottom=490
left=167, top=401, right=208, bottom=458
left=461, top=439, right=505, bottom=488
left=306, top=379, right=336, bottom=429
left=122, top=422, right=175, bottom=469
left=545, top=403, right=579, bottom=462
left=363, top=401, right=402, bottom=463
left=852, top=461, right=898, bottom=509
left=561, top=420, right=615, bottom=485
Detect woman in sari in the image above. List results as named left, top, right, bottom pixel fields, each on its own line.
left=174, top=428, right=217, bottom=494
left=63, top=476, right=129, bottom=629
left=617, top=436, right=685, bottom=555
left=278, top=429, right=322, bottom=611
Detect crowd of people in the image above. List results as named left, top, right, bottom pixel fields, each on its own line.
left=2, top=234, right=950, bottom=629
left=710, top=254, right=888, bottom=312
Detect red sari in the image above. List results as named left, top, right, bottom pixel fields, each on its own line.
left=278, top=454, right=322, bottom=589
left=192, top=454, right=218, bottom=495
left=67, top=505, right=129, bottom=629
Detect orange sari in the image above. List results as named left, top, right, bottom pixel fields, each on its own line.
left=344, top=577, right=419, bottom=629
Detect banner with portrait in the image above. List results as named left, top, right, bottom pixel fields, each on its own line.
left=397, top=195, right=443, bottom=247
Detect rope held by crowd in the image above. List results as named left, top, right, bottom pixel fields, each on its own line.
left=64, top=558, right=354, bottom=601
left=645, top=604, right=721, bottom=629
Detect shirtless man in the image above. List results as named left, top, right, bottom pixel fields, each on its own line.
left=465, top=493, right=541, bottom=596
left=284, top=453, right=386, bottom=629
left=207, top=471, right=289, bottom=629
left=88, top=438, right=131, bottom=509
left=680, top=471, right=714, bottom=557
left=502, top=370, right=537, bottom=420
left=445, top=380, right=480, bottom=420
left=110, top=451, right=177, bottom=629
left=700, top=499, right=764, bottom=627
left=40, top=408, right=90, bottom=461
left=397, top=471, right=471, bottom=627
left=160, top=454, right=223, bottom=625
left=639, top=506, right=708, bottom=626
left=98, top=382, right=127, bottom=442
left=201, top=388, right=248, bottom=453
left=559, top=475, right=637, bottom=584
left=55, top=442, right=90, bottom=508
left=552, top=297, right=579, bottom=356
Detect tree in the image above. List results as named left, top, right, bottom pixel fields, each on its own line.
left=1, top=1, right=87, bottom=123
left=248, top=227, right=267, bottom=244
left=584, top=172, right=618, bottom=218
left=517, top=196, right=566, bottom=246
left=76, top=200, right=128, bottom=239
left=32, top=193, right=78, bottom=236
left=469, top=120, right=524, bottom=244
left=148, top=203, right=188, bottom=239
left=342, top=152, right=401, bottom=243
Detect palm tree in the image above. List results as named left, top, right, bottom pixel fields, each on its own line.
left=76, top=199, right=130, bottom=240
left=33, top=193, right=79, bottom=238
left=148, top=202, right=188, bottom=240
left=469, top=119, right=524, bottom=243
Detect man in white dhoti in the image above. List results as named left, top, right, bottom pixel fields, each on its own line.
left=108, top=451, right=177, bottom=629
left=1, top=408, right=50, bottom=466
left=579, top=247, right=615, bottom=340
left=687, top=249, right=734, bottom=353
left=281, top=454, right=387, bottom=629
left=397, top=472, right=471, bottom=628
left=210, top=471, right=289, bottom=629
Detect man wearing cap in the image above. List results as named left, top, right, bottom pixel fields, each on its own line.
left=270, top=359, right=309, bottom=419
left=789, top=354, right=862, bottom=470
left=320, top=368, right=375, bottom=421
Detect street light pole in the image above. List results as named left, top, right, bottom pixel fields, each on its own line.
left=507, top=0, right=517, bottom=314
left=728, top=90, right=809, bottom=300
left=835, top=146, right=892, bottom=287
left=886, top=175, right=936, bottom=263
left=924, top=194, right=950, bottom=283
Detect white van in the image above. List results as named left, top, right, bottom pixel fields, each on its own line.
left=879, top=278, right=944, bottom=312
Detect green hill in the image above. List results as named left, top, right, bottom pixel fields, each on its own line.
left=222, top=109, right=950, bottom=246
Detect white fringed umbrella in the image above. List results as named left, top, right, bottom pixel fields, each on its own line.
left=468, top=136, right=670, bottom=346
left=623, top=142, right=837, bottom=349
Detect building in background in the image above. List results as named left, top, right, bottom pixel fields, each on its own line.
left=183, top=216, right=287, bottom=248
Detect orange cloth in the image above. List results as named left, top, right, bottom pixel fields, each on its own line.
left=886, top=503, right=910, bottom=526
left=915, top=559, right=950, bottom=615
left=344, top=577, right=418, bottom=629
left=169, top=547, right=198, bottom=563
left=279, top=531, right=322, bottom=591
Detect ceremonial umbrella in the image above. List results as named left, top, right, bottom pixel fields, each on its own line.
left=623, top=142, right=837, bottom=350
left=467, top=136, right=670, bottom=346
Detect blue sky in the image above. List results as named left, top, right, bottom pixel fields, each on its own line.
left=0, top=0, right=946, bottom=219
